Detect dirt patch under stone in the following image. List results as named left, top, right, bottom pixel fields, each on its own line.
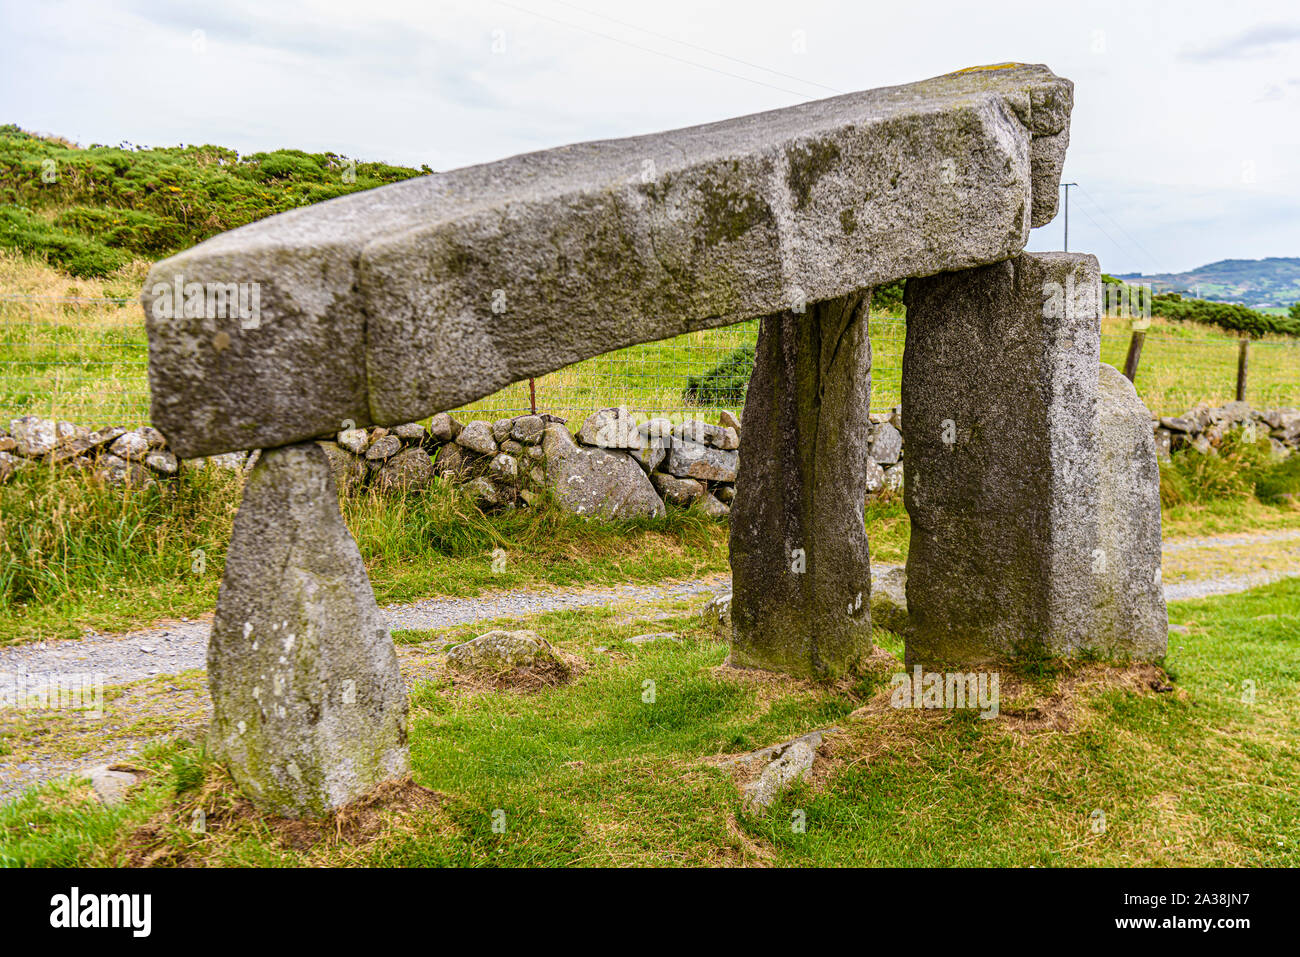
left=444, top=650, right=587, bottom=695
left=847, top=660, right=1179, bottom=735
left=122, top=774, right=449, bottom=866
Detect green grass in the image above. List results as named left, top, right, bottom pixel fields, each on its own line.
left=3, top=578, right=1296, bottom=866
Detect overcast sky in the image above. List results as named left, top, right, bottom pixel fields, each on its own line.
left=3, top=0, right=1297, bottom=275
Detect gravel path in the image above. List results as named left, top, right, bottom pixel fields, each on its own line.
left=0, top=575, right=731, bottom=687
left=6, top=527, right=1300, bottom=687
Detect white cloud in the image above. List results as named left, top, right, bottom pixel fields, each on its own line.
left=0, top=0, right=1297, bottom=273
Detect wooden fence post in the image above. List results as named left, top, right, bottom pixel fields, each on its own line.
left=1122, top=328, right=1146, bottom=383
left=1236, top=338, right=1250, bottom=402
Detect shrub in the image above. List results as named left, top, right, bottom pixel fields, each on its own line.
left=683, top=345, right=755, bottom=405
left=1158, top=428, right=1278, bottom=508
left=1255, top=455, right=1300, bottom=505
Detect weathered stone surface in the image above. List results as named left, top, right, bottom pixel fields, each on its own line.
left=143, top=65, right=1072, bottom=458
left=676, top=420, right=738, bottom=450
left=86, top=765, right=142, bottom=806
left=365, top=433, right=402, bottom=461
left=864, top=458, right=885, bottom=495
left=0, top=451, right=23, bottom=482
left=903, top=252, right=1164, bottom=666
left=446, top=630, right=556, bottom=671
left=491, top=418, right=515, bottom=444
left=319, top=440, right=367, bottom=494
left=729, top=293, right=873, bottom=678
left=1153, top=427, right=1172, bottom=461
left=541, top=424, right=665, bottom=519
left=701, top=592, right=732, bottom=631
left=435, top=442, right=471, bottom=478
left=489, top=452, right=519, bottom=482
left=9, top=416, right=58, bottom=457
left=870, top=565, right=909, bottom=634
left=719, top=410, right=741, bottom=431
left=883, top=463, right=904, bottom=492
left=576, top=406, right=638, bottom=449
left=337, top=427, right=369, bottom=454
left=95, top=454, right=154, bottom=488
left=1093, top=364, right=1167, bottom=658
left=624, top=632, right=680, bottom=645
left=699, top=492, right=730, bottom=518
left=428, top=412, right=462, bottom=442
left=665, top=440, right=738, bottom=482
left=144, top=449, right=179, bottom=475
left=465, top=475, right=503, bottom=507
left=630, top=418, right=673, bottom=473
left=109, top=430, right=151, bottom=461
left=651, top=471, right=704, bottom=506
left=375, top=447, right=436, bottom=492
left=720, top=729, right=835, bottom=812
left=456, top=420, right=497, bottom=456
left=510, top=414, right=546, bottom=444
left=392, top=422, right=427, bottom=441
left=207, top=442, right=408, bottom=817
left=869, top=422, right=903, bottom=465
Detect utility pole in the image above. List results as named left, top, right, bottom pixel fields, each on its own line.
left=1062, top=182, right=1078, bottom=252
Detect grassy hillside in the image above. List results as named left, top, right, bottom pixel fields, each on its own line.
left=1116, top=257, right=1300, bottom=308
left=0, top=125, right=429, bottom=277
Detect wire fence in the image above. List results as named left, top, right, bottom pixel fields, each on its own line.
left=1, top=295, right=1296, bottom=432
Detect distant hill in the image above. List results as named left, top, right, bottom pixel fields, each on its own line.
left=0, top=125, right=429, bottom=278
left=1115, top=257, right=1300, bottom=308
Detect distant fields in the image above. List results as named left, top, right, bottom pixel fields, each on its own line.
left=1, top=252, right=1297, bottom=431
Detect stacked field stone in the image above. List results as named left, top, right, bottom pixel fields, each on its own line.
left=1152, top=403, right=1299, bottom=460
left=0, top=416, right=179, bottom=487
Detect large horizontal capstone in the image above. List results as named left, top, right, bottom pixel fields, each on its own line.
left=144, top=64, right=1072, bottom=458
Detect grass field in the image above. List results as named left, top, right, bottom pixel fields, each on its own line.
left=2, top=574, right=1296, bottom=867
left=2, top=253, right=1296, bottom=428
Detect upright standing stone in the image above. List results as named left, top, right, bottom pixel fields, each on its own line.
left=1094, top=363, right=1167, bottom=657
left=208, top=442, right=408, bottom=817
left=902, top=252, right=1165, bottom=666
left=729, top=292, right=873, bottom=678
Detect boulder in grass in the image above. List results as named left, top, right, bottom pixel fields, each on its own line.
left=446, top=630, right=558, bottom=671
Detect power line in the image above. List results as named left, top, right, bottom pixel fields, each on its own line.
left=548, top=0, right=846, bottom=95
left=491, top=0, right=817, bottom=100
left=1075, top=184, right=1164, bottom=274
left=1071, top=202, right=1133, bottom=268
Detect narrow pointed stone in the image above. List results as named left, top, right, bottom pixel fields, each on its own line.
left=208, top=442, right=408, bottom=817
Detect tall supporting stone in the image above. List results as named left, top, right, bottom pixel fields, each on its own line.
left=208, top=442, right=409, bottom=817
left=1094, top=363, right=1168, bottom=657
left=902, top=252, right=1166, bottom=667
left=729, top=292, right=873, bottom=678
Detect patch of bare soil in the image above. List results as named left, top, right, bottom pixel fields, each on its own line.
left=122, top=774, right=449, bottom=866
